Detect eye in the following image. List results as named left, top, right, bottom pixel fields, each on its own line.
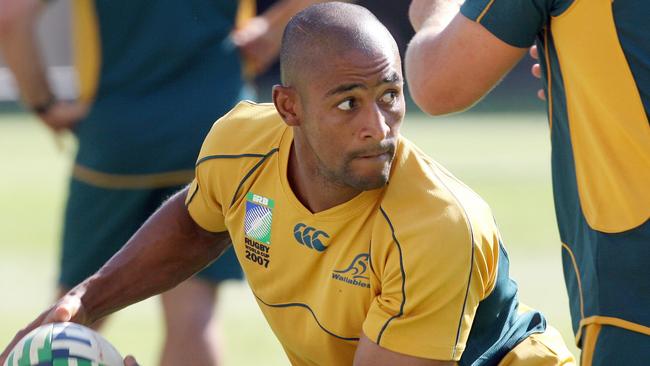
left=380, top=91, right=397, bottom=104
left=336, top=98, right=356, bottom=111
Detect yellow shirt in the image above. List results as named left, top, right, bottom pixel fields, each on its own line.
left=186, top=101, right=546, bottom=364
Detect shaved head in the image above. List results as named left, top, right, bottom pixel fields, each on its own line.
left=272, top=3, right=405, bottom=202
left=280, top=2, right=398, bottom=88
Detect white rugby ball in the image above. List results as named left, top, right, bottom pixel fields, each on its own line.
left=3, top=322, right=123, bottom=366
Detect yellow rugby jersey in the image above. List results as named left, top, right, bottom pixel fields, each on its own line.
left=186, top=101, right=548, bottom=364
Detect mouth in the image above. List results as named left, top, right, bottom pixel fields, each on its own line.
left=354, top=146, right=395, bottom=163
left=356, top=151, right=391, bottom=160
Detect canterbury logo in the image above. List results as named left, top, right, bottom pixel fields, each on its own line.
left=293, top=223, right=330, bottom=252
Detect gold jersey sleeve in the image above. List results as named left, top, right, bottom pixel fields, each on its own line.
left=363, top=139, right=500, bottom=361
left=186, top=101, right=287, bottom=233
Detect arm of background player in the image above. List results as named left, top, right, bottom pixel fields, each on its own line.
left=354, top=334, right=456, bottom=366
left=232, top=0, right=353, bottom=78
left=0, top=187, right=231, bottom=364
left=405, top=0, right=527, bottom=116
left=0, top=0, right=87, bottom=131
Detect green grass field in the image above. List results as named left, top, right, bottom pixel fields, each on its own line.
left=0, top=111, right=578, bottom=364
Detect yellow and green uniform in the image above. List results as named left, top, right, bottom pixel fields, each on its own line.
left=59, top=0, right=255, bottom=287
left=461, top=0, right=650, bottom=363
left=186, top=102, right=574, bottom=365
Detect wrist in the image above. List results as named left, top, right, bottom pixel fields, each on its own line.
left=28, top=94, right=57, bottom=116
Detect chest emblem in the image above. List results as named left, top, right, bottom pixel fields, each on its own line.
left=293, top=223, right=330, bottom=251
left=332, top=253, right=370, bottom=289
left=244, top=192, right=274, bottom=245
left=243, top=193, right=274, bottom=268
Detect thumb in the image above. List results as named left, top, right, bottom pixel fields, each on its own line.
left=52, top=306, right=72, bottom=322
left=45, top=296, right=82, bottom=323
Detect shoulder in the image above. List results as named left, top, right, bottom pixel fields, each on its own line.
left=197, top=101, right=286, bottom=162
left=192, top=101, right=286, bottom=210
left=379, top=137, right=494, bottom=239
left=373, top=137, right=499, bottom=293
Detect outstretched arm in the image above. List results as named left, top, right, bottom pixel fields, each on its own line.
left=0, top=187, right=231, bottom=363
left=405, top=0, right=527, bottom=116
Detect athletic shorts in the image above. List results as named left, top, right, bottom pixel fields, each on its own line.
left=59, top=178, right=242, bottom=288
left=580, top=323, right=650, bottom=366
left=561, top=218, right=650, bottom=362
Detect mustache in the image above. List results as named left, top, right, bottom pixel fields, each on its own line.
left=349, top=138, right=397, bottom=159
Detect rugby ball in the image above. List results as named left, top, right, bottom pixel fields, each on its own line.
left=3, top=322, right=123, bottom=366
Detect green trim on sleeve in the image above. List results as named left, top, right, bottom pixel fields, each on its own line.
left=460, top=0, right=554, bottom=48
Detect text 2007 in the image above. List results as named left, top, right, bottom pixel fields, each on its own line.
left=245, top=250, right=270, bottom=268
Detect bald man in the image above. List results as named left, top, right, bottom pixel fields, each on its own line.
left=1, top=3, right=574, bottom=365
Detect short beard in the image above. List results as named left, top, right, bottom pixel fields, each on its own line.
left=318, top=139, right=396, bottom=191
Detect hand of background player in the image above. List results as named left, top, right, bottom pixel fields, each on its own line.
left=0, top=293, right=88, bottom=364
left=124, top=355, right=140, bottom=366
left=529, top=45, right=545, bottom=101
left=231, top=16, right=282, bottom=78
left=39, top=100, right=89, bottom=132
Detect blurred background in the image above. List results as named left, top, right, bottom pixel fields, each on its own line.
left=0, top=1, right=574, bottom=365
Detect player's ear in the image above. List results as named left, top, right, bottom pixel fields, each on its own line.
left=273, top=85, right=301, bottom=127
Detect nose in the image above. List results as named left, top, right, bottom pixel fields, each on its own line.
left=360, top=103, right=390, bottom=141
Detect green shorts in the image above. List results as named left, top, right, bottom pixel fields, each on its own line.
left=59, top=178, right=242, bottom=288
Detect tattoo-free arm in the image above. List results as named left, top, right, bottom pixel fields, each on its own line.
left=405, top=2, right=527, bottom=116
left=0, top=0, right=52, bottom=108
left=354, top=333, right=456, bottom=366
left=0, top=0, right=87, bottom=130
left=0, top=187, right=230, bottom=363
left=75, top=187, right=231, bottom=323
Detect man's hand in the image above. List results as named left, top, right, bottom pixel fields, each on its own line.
left=124, top=355, right=140, bottom=366
left=39, top=100, right=89, bottom=132
left=529, top=45, right=545, bottom=101
left=0, top=294, right=88, bottom=364
left=232, top=15, right=282, bottom=78
left=232, top=0, right=337, bottom=79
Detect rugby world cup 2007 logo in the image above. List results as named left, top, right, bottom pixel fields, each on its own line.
left=244, top=192, right=274, bottom=268
left=245, top=192, right=274, bottom=244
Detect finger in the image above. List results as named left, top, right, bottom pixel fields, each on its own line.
left=45, top=296, right=81, bottom=323
left=529, top=45, right=539, bottom=60
left=537, top=89, right=546, bottom=101
left=531, top=63, right=542, bottom=79
left=124, top=355, right=139, bottom=366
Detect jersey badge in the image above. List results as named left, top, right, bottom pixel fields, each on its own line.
left=331, top=253, right=370, bottom=288
left=244, top=192, right=274, bottom=268
left=293, top=223, right=330, bottom=251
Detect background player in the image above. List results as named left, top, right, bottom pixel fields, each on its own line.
left=0, top=0, right=330, bottom=364
left=1, top=3, right=574, bottom=365
left=405, top=0, right=650, bottom=364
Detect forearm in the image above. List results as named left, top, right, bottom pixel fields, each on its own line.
left=406, top=13, right=526, bottom=115
left=69, top=188, right=230, bottom=324
left=0, top=0, right=53, bottom=108
left=409, top=0, right=463, bottom=33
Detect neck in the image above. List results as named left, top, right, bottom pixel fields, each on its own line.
left=288, top=139, right=361, bottom=213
